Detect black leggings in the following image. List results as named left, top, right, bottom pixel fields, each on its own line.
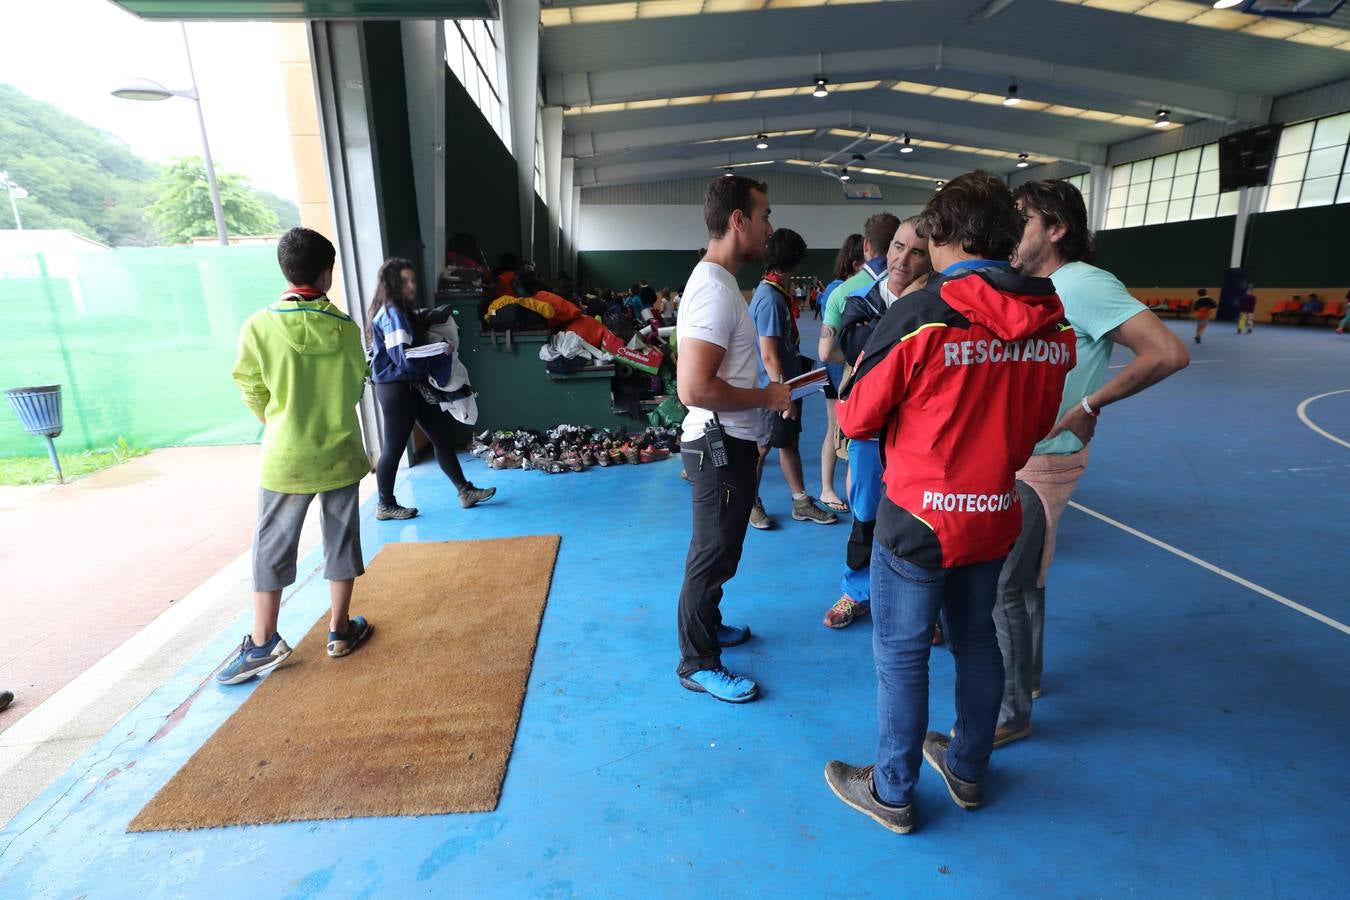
left=373, top=380, right=468, bottom=505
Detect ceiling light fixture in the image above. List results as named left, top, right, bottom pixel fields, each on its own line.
left=936, top=181, right=944, bottom=189
left=900, top=133, right=913, bottom=153
left=756, top=134, right=769, bottom=150
left=840, top=167, right=851, bottom=182
left=1212, top=0, right=1244, bottom=8
left=851, top=152, right=866, bottom=162
left=1003, top=83, right=1020, bottom=107
left=1153, top=108, right=1171, bottom=128
left=813, top=76, right=829, bottom=99
left=724, top=167, right=734, bottom=177
left=1017, top=153, right=1029, bottom=168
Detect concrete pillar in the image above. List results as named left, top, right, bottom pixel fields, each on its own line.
left=1088, top=164, right=1110, bottom=234
left=400, top=20, right=447, bottom=298
left=571, top=185, right=581, bottom=275
left=542, top=106, right=563, bottom=276
left=559, top=157, right=575, bottom=277
left=501, top=0, right=540, bottom=262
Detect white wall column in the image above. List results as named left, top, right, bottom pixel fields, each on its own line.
left=570, top=186, right=581, bottom=275
left=400, top=20, right=446, bottom=295
left=558, top=157, right=575, bottom=277
left=500, top=0, right=540, bottom=261
left=1088, top=164, right=1110, bottom=233
left=542, top=105, right=563, bottom=276
left=1230, top=185, right=1267, bottom=268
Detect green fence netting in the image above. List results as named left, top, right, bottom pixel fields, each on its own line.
left=0, top=245, right=284, bottom=457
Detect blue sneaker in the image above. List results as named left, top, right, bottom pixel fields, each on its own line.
left=679, top=666, right=759, bottom=703
left=717, top=624, right=751, bottom=647
left=327, top=615, right=374, bottom=658
left=216, top=633, right=292, bottom=685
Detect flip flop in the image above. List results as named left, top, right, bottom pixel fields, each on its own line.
left=822, top=498, right=850, bottom=513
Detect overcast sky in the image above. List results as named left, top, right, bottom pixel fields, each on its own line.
left=1, top=0, right=299, bottom=200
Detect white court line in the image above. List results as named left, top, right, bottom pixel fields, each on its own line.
left=1068, top=501, right=1350, bottom=637
left=1107, top=359, right=1221, bottom=369
left=1296, top=389, right=1350, bottom=450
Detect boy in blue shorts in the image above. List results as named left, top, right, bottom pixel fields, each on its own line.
left=219, top=227, right=374, bottom=685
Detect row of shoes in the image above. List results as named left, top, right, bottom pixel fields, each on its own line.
left=469, top=425, right=680, bottom=474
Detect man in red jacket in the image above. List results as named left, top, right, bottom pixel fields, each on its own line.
left=824, top=171, right=1075, bottom=833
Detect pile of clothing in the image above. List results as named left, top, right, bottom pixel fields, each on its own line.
left=468, top=424, right=680, bottom=474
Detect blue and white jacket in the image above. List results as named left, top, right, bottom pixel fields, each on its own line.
left=368, top=304, right=453, bottom=385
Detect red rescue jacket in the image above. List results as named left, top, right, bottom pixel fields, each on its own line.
left=837, top=264, right=1075, bottom=568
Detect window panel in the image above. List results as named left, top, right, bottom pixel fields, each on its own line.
left=1279, top=121, right=1315, bottom=156
left=1127, top=182, right=1150, bottom=206
left=1200, top=144, right=1219, bottom=171
left=1125, top=205, right=1145, bottom=227
left=1270, top=152, right=1308, bottom=184
left=1104, top=206, right=1125, bottom=230
left=1171, top=172, right=1197, bottom=201
left=1264, top=181, right=1299, bottom=211
left=1305, top=146, right=1345, bottom=181
left=1190, top=194, right=1217, bottom=218
left=1196, top=168, right=1219, bottom=195
left=1130, top=160, right=1152, bottom=184
left=1167, top=199, right=1192, bottom=222
left=1338, top=178, right=1350, bottom=205
left=1298, top=176, right=1338, bottom=207
left=1312, top=112, right=1350, bottom=150
left=1175, top=147, right=1201, bottom=176
left=1152, top=154, right=1176, bottom=180
left=1148, top=178, right=1172, bottom=205
left=1145, top=201, right=1167, bottom=225
left=1109, top=185, right=1128, bottom=208
left=1217, top=191, right=1239, bottom=216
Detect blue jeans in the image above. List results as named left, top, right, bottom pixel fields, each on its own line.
left=840, top=438, right=883, bottom=604
left=870, top=541, right=1006, bottom=806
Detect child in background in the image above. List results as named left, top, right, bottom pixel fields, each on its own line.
left=222, top=228, right=374, bottom=685
left=1193, top=288, right=1217, bottom=343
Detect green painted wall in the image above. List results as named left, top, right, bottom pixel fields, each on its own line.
left=1094, top=217, right=1235, bottom=287
left=1245, top=204, right=1350, bottom=287
left=578, top=248, right=839, bottom=292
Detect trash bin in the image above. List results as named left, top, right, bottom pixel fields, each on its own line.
left=4, top=384, right=64, bottom=482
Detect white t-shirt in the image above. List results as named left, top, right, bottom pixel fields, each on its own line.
left=677, top=261, right=762, bottom=444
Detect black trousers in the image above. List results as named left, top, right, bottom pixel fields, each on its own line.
left=676, top=432, right=758, bottom=676
left=373, top=380, right=467, bottom=505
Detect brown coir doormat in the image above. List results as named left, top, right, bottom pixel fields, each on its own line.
left=128, top=534, right=560, bottom=832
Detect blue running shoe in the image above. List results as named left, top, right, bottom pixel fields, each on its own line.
left=717, top=624, right=751, bottom=648
left=216, top=633, right=292, bottom=685
left=327, top=615, right=374, bottom=658
left=679, top=667, right=759, bottom=703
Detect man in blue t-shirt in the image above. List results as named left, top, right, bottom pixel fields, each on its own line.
left=990, top=180, right=1189, bottom=749
left=748, top=228, right=837, bottom=529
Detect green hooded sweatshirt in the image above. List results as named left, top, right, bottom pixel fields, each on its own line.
left=232, top=292, right=370, bottom=494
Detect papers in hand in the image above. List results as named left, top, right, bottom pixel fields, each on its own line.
left=786, top=366, right=829, bottom=400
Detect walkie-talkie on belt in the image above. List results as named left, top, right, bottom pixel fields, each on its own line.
left=703, top=414, right=730, bottom=468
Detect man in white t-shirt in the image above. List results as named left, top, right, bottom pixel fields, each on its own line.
left=990, top=179, right=1189, bottom=748
left=674, top=175, right=792, bottom=704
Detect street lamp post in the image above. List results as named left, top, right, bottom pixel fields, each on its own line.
left=0, top=171, right=27, bottom=230
left=112, top=23, right=228, bottom=246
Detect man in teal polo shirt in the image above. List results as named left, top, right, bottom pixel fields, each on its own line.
left=818, top=212, right=899, bottom=367
left=990, top=180, right=1189, bottom=748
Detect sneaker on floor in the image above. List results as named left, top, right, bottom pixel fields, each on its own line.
left=994, top=722, right=1032, bottom=748
left=459, top=484, right=497, bottom=508
left=922, top=731, right=983, bottom=810
left=717, top=623, right=751, bottom=647
left=216, top=633, right=292, bottom=685
left=327, top=615, right=374, bottom=658
left=792, top=495, right=838, bottom=525
left=823, top=761, right=915, bottom=834
left=1031, top=686, right=1042, bottom=700
left=679, top=666, right=758, bottom=703
left=932, top=621, right=945, bottom=646
left=376, top=502, right=418, bottom=520
left=748, top=498, right=775, bottom=530
left=0, top=690, right=12, bottom=713
left=824, top=596, right=868, bottom=629
left=1194, top=335, right=1201, bottom=344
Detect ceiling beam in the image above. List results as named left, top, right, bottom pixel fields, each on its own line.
left=547, top=43, right=1265, bottom=125
left=562, top=105, right=1107, bottom=167
left=572, top=147, right=969, bottom=189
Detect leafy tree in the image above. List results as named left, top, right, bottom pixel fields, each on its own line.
left=146, top=157, right=280, bottom=244
left=257, top=189, right=301, bottom=232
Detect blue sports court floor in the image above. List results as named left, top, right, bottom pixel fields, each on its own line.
left=2, top=318, right=1347, bottom=898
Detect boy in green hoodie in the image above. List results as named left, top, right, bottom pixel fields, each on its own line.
left=219, top=228, right=374, bottom=685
